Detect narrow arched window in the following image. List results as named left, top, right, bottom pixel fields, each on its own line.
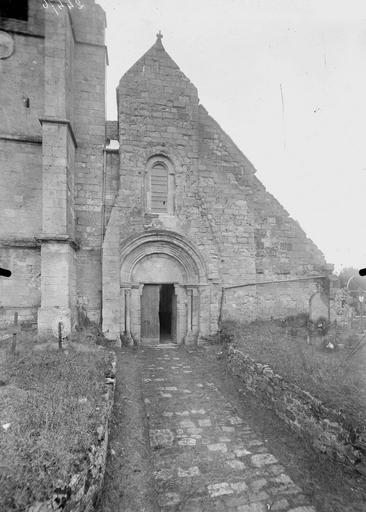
left=145, top=156, right=175, bottom=214
left=151, top=162, right=168, bottom=213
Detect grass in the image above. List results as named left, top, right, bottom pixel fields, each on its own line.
left=0, top=332, right=112, bottom=511
left=222, top=318, right=366, bottom=429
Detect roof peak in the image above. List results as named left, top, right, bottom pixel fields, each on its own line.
left=119, top=30, right=198, bottom=100
left=155, top=30, right=164, bottom=49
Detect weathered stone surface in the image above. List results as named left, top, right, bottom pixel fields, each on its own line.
left=0, top=0, right=106, bottom=333
left=251, top=453, right=279, bottom=467
left=226, top=459, right=247, bottom=470
left=271, top=498, right=290, bottom=511
left=0, top=0, right=332, bottom=341
left=149, top=428, right=175, bottom=449
left=207, top=442, right=228, bottom=453
left=177, top=466, right=200, bottom=477
left=140, top=346, right=316, bottom=511
left=208, top=482, right=233, bottom=497
left=237, top=504, right=267, bottom=512
left=288, top=508, right=317, bottom=512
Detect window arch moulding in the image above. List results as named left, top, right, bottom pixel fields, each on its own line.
left=145, top=155, right=175, bottom=214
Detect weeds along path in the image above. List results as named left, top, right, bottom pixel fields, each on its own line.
left=96, top=347, right=158, bottom=512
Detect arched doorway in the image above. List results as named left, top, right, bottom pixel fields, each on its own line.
left=119, top=230, right=208, bottom=345
left=132, top=254, right=182, bottom=344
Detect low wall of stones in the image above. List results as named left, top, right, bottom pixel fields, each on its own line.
left=222, top=278, right=324, bottom=325
left=254, top=279, right=318, bottom=320
left=28, top=350, right=117, bottom=512
left=225, top=344, right=366, bottom=476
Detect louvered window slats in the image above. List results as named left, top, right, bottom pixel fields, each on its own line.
left=151, top=164, right=168, bottom=212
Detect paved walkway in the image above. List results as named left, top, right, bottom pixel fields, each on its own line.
left=141, top=344, right=316, bottom=512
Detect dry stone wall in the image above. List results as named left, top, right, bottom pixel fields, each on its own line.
left=28, top=349, right=116, bottom=512
left=226, top=345, right=366, bottom=476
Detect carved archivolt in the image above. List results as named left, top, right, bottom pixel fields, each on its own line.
left=120, top=230, right=207, bottom=285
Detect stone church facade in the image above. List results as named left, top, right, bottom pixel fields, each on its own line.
left=0, top=0, right=332, bottom=343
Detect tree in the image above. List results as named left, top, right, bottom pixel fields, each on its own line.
left=338, top=267, right=366, bottom=291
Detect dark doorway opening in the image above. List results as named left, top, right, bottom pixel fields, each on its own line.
left=159, top=284, right=174, bottom=342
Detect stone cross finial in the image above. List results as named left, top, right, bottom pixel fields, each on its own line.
left=156, top=30, right=163, bottom=41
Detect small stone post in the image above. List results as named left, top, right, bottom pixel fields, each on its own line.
left=58, top=322, right=63, bottom=351
left=11, top=312, right=18, bottom=356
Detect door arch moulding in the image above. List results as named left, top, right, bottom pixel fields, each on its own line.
left=120, top=230, right=208, bottom=285
left=119, top=230, right=208, bottom=344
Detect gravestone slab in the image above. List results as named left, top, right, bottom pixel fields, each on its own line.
left=309, top=292, right=329, bottom=323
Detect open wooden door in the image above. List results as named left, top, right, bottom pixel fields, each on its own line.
left=141, top=284, right=160, bottom=344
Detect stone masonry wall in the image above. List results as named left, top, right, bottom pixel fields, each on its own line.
left=0, top=1, right=106, bottom=332
left=202, top=114, right=329, bottom=279
left=254, top=279, right=319, bottom=320
left=0, top=246, right=40, bottom=327
left=222, top=279, right=320, bottom=324
left=101, top=147, right=119, bottom=334
left=197, top=106, right=256, bottom=288
left=0, top=0, right=45, bottom=327
left=103, top=38, right=258, bottom=334
left=104, top=149, right=119, bottom=229
left=226, top=345, right=366, bottom=476
left=198, top=109, right=330, bottom=321
left=37, top=5, right=78, bottom=335
left=73, top=3, right=106, bottom=323
left=103, top=37, right=330, bottom=336
left=1, top=3, right=331, bottom=334
left=0, top=141, right=42, bottom=239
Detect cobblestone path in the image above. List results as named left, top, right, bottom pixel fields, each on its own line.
left=141, top=344, right=316, bottom=512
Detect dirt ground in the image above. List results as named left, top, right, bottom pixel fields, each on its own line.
left=96, top=346, right=158, bottom=512
left=96, top=343, right=366, bottom=512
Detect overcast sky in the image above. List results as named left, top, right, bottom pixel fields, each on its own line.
left=98, top=0, right=366, bottom=273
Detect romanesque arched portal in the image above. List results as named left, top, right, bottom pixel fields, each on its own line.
left=119, top=230, right=208, bottom=344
